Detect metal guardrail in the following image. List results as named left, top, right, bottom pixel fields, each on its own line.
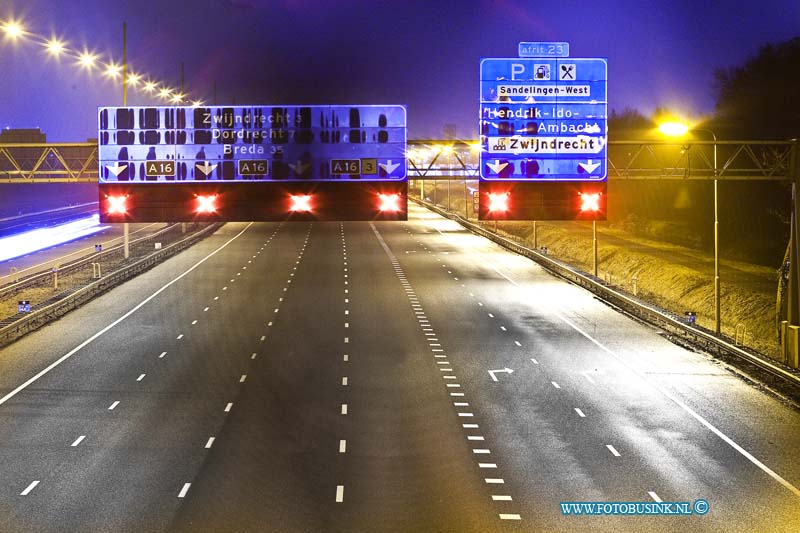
left=0, top=223, right=180, bottom=300
left=413, top=198, right=800, bottom=390
left=0, top=222, right=221, bottom=347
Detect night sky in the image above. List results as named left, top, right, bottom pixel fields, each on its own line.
left=1, top=0, right=798, bottom=141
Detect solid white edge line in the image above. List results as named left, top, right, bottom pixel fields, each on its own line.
left=494, top=267, right=800, bottom=498
left=0, top=223, right=254, bottom=408
left=554, top=310, right=800, bottom=498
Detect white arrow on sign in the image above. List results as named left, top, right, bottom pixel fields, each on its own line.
left=105, top=163, right=128, bottom=177
left=290, top=161, right=309, bottom=175
left=195, top=162, right=218, bottom=176
left=486, top=160, right=508, bottom=175
left=578, top=159, right=601, bottom=173
left=488, top=367, right=514, bottom=382
left=379, top=160, right=400, bottom=175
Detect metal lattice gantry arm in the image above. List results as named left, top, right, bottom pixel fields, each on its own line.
left=0, top=139, right=795, bottom=183
left=408, top=139, right=797, bottom=181
left=0, top=143, right=98, bottom=182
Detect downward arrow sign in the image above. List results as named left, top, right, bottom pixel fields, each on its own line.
left=290, top=161, right=309, bottom=175
left=105, top=163, right=128, bottom=177
left=488, top=367, right=514, bottom=382
left=379, top=160, right=400, bottom=175
left=578, top=159, right=601, bottom=173
left=195, top=162, right=218, bottom=176
left=486, top=160, right=508, bottom=175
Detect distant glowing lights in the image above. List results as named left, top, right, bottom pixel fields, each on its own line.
left=195, top=194, right=217, bottom=213
left=1, top=19, right=25, bottom=40
left=44, top=37, right=66, bottom=57
left=0, top=16, right=202, bottom=103
left=104, top=62, right=122, bottom=79
left=106, top=195, right=128, bottom=215
left=580, top=192, right=601, bottom=212
left=488, top=192, right=510, bottom=212
left=657, top=121, right=690, bottom=137
left=378, top=193, right=402, bottom=212
left=290, top=194, right=312, bottom=212
left=77, top=50, right=98, bottom=69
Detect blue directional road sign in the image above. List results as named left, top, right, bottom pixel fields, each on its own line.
left=479, top=58, right=607, bottom=181
left=98, top=105, right=406, bottom=182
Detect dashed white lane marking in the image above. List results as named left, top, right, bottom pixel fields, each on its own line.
left=492, top=495, right=512, bottom=501
left=342, top=377, right=348, bottom=386
left=551, top=381, right=560, bottom=389
left=260, top=335, right=266, bottom=341
left=500, top=326, right=507, bottom=331
left=178, top=483, right=191, bottom=498
left=205, top=437, right=216, bottom=449
left=71, top=435, right=86, bottom=447
left=203, top=307, right=209, bottom=312
left=223, top=286, right=228, bottom=290
left=374, top=224, right=521, bottom=521
left=339, top=440, right=347, bottom=453
left=341, top=404, right=348, bottom=415
left=108, top=401, right=120, bottom=410
left=530, top=358, right=539, bottom=365
left=575, top=408, right=586, bottom=418
left=240, top=375, right=247, bottom=383
left=159, top=351, right=167, bottom=358
left=606, top=444, right=621, bottom=457
left=336, top=485, right=345, bottom=503
left=500, top=514, right=522, bottom=520
left=343, top=354, right=349, bottom=362
left=251, top=353, right=258, bottom=360
left=485, top=478, right=505, bottom=484
left=649, top=491, right=662, bottom=502
left=224, top=402, right=233, bottom=412
left=20, top=481, right=40, bottom=496
left=344, top=337, right=349, bottom=343
left=176, top=334, right=184, bottom=340
left=136, top=374, right=146, bottom=382
left=514, top=341, right=522, bottom=347
left=583, top=373, right=596, bottom=384
left=213, top=296, right=219, bottom=301
left=191, top=320, right=198, bottom=325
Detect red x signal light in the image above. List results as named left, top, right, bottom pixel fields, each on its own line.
left=106, top=194, right=128, bottom=215
left=290, top=194, right=312, bottom=212
left=195, top=194, right=218, bottom=213
left=378, top=193, right=401, bottom=212
left=580, top=192, right=601, bottom=212
left=488, top=192, right=510, bottom=212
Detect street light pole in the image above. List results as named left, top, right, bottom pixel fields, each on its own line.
left=711, top=131, right=720, bottom=334
left=122, top=21, right=130, bottom=260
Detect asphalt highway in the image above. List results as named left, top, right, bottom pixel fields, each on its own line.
left=0, top=204, right=798, bottom=531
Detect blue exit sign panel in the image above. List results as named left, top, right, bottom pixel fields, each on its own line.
left=518, top=42, right=569, bottom=57
left=98, top=105, right=406, bottom=182
left=479, top=58, right=607, bottom=181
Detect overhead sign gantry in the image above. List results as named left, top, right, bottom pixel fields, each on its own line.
left=98, top=105, right=407, bottom=221
left=479, top=42, right=607, bottom=220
